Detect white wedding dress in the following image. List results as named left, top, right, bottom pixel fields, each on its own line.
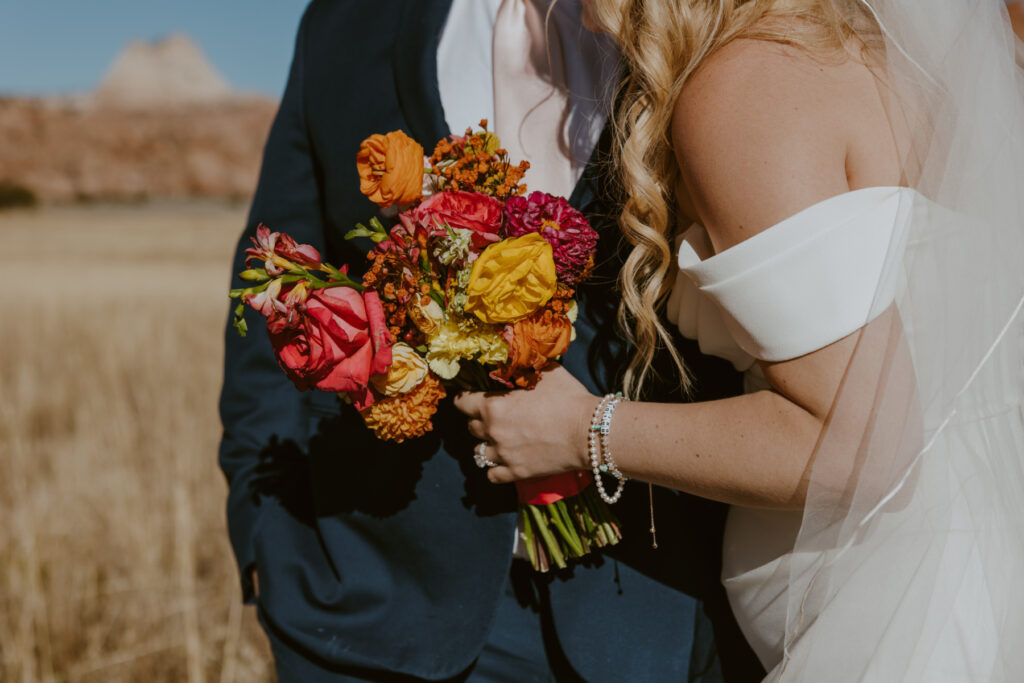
left=648, top=0, right=1024, bottom=676
left=666, top=186, right=1021, bottom=679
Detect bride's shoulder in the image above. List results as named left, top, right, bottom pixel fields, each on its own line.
left=672, top=38, right=888, bottom=250
left=681, top=36, right=870, bottom=105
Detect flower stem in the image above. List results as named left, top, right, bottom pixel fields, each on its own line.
left=552, top=500, right=585, bottom=557
left=301, top=268, right=364, bottom=292
left=527, top=504, right=566, bottom=570
left=582, top=486, right=622, bottom=548
left=520, top=506, right=539, bottom=570
left=518, top=486, right=622, bottom=573
left=546, top=505, right=582, bottom=558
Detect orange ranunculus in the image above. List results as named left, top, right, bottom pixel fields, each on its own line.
left=360, top=373, right=446, bottom=442
left=356, top=130, right=424, bottom=208
left=465, top=233, right=557, bottom=324
left=509, top=309, right=572, bottom=368
left=492, top=308, right=572, bottom=388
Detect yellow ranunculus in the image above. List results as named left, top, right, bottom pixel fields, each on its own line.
left=465, top=233, right=557, bottom=324
left=371, top=343, right=429, bottom=396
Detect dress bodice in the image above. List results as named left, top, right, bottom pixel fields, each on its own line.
left=666, top=186, right=914, bottom=371
left=665, top=186, right=917, bottom=670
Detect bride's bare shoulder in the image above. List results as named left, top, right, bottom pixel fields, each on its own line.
left=672, top=37, right=890, bottom=250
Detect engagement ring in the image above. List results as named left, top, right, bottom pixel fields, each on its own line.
left=473, top=442, right=497, bottom=469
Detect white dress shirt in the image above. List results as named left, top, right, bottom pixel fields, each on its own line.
left=437, top=0, right=618, bottom=187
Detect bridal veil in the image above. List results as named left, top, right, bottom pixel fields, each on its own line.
left=773, top=0, right=1024, bottom=679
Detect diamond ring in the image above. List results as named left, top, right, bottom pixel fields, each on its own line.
left=473, top=441, right=498, bottom=469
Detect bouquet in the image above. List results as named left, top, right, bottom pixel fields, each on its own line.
left=229, top=122, right=621, bottom=571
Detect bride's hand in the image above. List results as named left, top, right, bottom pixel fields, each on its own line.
left=453, top=365, right=599, bottom=484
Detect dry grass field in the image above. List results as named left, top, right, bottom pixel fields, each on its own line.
left=0, top=204, right=274, bottom=682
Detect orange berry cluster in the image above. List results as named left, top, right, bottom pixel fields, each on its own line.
left=364, top=247, right=420, bottom=343
left=428, top=122, right=529, bottom=200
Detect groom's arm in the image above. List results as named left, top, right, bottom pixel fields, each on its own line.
left=218, top=4, right=323, bottom=603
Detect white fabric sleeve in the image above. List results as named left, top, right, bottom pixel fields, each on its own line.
left=676, top=186, right=912, bottom=362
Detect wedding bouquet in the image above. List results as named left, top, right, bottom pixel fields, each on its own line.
left=228, top=122, right=621, bottom=572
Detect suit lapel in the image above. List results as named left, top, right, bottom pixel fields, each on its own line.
left=393, top=0, right=453, bottom=146
left=568, top=149, right=597, bottom=212
left=568, top=121, right=615, bottom=213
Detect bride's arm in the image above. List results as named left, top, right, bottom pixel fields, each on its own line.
left=453, top=338, right=871, bottom=509
left=454, top=40, right=908, bottom=510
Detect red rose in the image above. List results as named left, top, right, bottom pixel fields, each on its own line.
left=409, top=190, right=502, bottom=248
left=268, top=287, right=392, bottom=410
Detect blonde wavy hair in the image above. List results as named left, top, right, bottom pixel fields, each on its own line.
left=586, top=0, right=876, bottom=398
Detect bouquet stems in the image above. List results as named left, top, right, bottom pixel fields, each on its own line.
left=517, top=484, right=622, bottom=572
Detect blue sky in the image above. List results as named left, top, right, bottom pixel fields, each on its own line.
left=0, top=0, right=310, bottom=96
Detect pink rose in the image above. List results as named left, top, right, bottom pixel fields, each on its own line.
left=268, top=287, right=392, bottom=410
left=408, top=190, right=502, bottom=248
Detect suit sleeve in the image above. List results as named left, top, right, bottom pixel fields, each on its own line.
left=218, top=4, right=323, bottom=603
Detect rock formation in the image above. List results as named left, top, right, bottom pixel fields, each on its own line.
left=0, top=35, right=277, bottom=203
left=94, top=34, right=234, bottom=108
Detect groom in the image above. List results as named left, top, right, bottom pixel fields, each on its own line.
left=219, top=1, right=760, bottom=681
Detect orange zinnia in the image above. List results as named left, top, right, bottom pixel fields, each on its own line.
left=360, top=373, right=446, bottom=442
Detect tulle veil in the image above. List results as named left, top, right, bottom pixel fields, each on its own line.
left=772, top=0, right=1024, bottom=679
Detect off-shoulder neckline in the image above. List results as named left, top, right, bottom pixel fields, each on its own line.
left=678, top=186, right=913, bottom=283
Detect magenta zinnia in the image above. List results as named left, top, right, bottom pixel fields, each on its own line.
left=503, top=191, right=598, bottom=285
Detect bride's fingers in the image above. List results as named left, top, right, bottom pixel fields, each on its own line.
left=453, top=391, right=485, bottom=418
left=473, top=440, right=502, bottom=467
left=487, top=465, right=517, bottom=485
left=467, top=419, right=488, bottom=441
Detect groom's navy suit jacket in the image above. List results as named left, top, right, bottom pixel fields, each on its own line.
left=220, top=1, right=756, bottom=681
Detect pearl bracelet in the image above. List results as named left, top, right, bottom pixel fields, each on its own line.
left=588, top=392, right=628, bottom=504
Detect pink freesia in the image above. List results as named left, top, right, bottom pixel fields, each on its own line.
left=245, top=224, right=280, bottom=271
left=245, top=224, right=323, bottom=275
left=283, top=281, right=310, bottom=308
left=274, top=233, right=322, bottom=269
left=267, top=286, right=392, bottom=410
left=245, top=277, right=286, bottom=318
left=407, top=190, right=502, bottom=249
left=503, top=192, right=598, bottom=285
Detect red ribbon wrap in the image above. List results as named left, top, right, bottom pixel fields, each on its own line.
left=515, top=470, right=593, bottom=505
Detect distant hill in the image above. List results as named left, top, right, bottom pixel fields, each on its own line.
left=0, top=35, right=277, bottom=204
left=94, top=34, right=234, bottom=108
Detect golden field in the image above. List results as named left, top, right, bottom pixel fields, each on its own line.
left=0, top=204, right=274, bottom=682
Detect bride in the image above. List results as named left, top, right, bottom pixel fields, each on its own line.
left=456, top=0, right=1024, bottom=679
